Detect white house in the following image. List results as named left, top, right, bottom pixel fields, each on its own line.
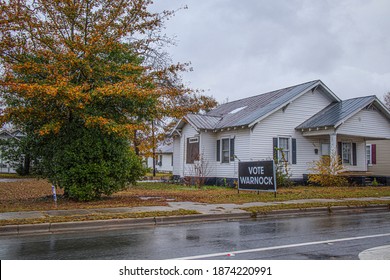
left=145, top=144, right=173, bottom=173
left=170, top=80, right=390, bottom=185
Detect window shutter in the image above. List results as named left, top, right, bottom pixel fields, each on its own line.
left=216, top=140, right=220, bottom=162
left=273, top=138, right=278, bottom=160
left=352, top=143, right=357, bottom=166
left=230, top=138, right=235, bottom=161
left=372, top=144, right=376, bottom=164
left=292, top=138, right=297, bottom=164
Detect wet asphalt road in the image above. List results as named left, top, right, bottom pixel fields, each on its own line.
left=1, top=211, right=390, bottom=260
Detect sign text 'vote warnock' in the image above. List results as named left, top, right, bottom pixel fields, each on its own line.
left=238, top=160, right=276, bottom=191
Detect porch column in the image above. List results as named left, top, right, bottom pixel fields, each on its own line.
left=330, top=133, right=338, bottom=169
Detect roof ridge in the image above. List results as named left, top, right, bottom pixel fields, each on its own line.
left=218, top=79, right=321, bottom=106
left=342, top=95, right=376, bottom=102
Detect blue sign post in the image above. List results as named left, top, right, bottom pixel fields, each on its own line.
left=51, top=185, right=57, bottom=208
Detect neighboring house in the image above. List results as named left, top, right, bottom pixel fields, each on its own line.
left=170, top=80, right=390, bottom=185
left=0, top=129, right=24, bottom=173
left=366, top=140, right=390, bottom=176
left=146, top=144, right=173, bottom=173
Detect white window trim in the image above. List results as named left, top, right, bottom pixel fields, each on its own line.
left=277, top=136, right=291, bottom=164
left=221, top=137, right=230, bottom=164
left=218, top=136, right=235, bottom=164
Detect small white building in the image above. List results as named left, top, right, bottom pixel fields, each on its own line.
left=145, top=144, right=173, bottom=173
left=170, top=80, right=390, bottom=185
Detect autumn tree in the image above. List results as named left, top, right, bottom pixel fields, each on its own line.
left=0, top=0, right=215, bottom=200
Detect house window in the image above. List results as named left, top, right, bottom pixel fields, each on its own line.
left=221, top=138, right=230, bottom=163
left=273, top=137, right=297, bottom=164
left=216, top=138, right=235, bottom=163
left=321, top=143, right=330, bottom=156
left=366, top=145, right=372, bottom=165
left=186, top=137, right=199, bottom=164
left=342, top=142, right=352, bottom=164
left=278, top=137, right=290, bottom=162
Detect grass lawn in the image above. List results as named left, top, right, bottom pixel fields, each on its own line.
left=1, top=179, right=390, bottom=213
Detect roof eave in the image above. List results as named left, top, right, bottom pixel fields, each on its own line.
left=333, top=96, right=377, bottom=128
left=315, top=80, right=341, bottom=102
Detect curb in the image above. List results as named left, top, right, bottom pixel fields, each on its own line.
left=0, top=204, right=389, bottom=236
left=253, top=204, right=390, bottom=218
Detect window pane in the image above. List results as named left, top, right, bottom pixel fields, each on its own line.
left=222, top=151, right=229, bottom=163
left=222, top=138, right=229, bottom=150
left=222, top=138, right=230, bottom=163
left=278, top=137, right=289, bottom=162
left=321, top=143, right=330, bottom=156
left=366, top=145, right=371, bottom=165
left=342, top=143, right=351, bottom=164
left=279, top=138, right=289, bottom=150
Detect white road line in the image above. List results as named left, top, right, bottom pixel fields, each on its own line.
left=172, top=232, right=390, bottom=260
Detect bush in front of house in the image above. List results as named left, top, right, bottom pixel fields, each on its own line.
left=308, top=154, right=348, bottom=187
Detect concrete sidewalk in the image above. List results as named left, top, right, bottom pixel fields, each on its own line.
left=1, top=196, right=390, bottom=221
left=1, top=196, right=390, bottom=228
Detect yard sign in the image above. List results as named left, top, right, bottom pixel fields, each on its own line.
left=238, top=160, right=277, bottom=193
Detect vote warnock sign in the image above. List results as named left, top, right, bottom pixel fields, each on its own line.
left=238, top=160, right=277, bottom=192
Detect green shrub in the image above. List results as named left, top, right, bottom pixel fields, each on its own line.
left=42, top=124, right=145, bottom=201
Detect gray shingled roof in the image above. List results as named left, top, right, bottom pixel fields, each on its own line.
left=183, top=80, right=338, bottom=130
left=296, top=95, right=377, bottom=130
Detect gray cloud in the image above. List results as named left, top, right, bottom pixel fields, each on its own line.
left=153, top=0, right=390, bottom=102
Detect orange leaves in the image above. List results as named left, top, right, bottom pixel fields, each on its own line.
left=0, top=0, right=219, bottom=156
left=38, top=121, right=62, bottom=136
left=84, top=115, right=141, bottom=137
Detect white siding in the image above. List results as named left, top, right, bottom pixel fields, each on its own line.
left=146, top=154, right=173, bottom=172
left=160, top=154, right=173, bottom=172
left=180, top=124, right=199, bottom=177
left=337, top=109, right=390, bottom=139
left=250, top=89, right=333, bottom=179
left=179, top=128, right=250, bottom=178
left=172, top=137, right=181, bottom=176
left=198, top=130, right=216, bottom=177
left=213, top=129, right=250, bottom=178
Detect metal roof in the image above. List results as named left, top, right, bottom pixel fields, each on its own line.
left=205, top=80, right=325, bottom=129
left=296, top=95, right=377, bottom=130
left=170, top=80, right=342, bottom=134
left=185, top=114, right=222, bottom=130
left=157, top=144, right=173, bottom=154
left=200, top=80, right=340, bottom=130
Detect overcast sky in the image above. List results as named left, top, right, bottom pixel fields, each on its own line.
left=151, top=0, right=390, bottom=103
